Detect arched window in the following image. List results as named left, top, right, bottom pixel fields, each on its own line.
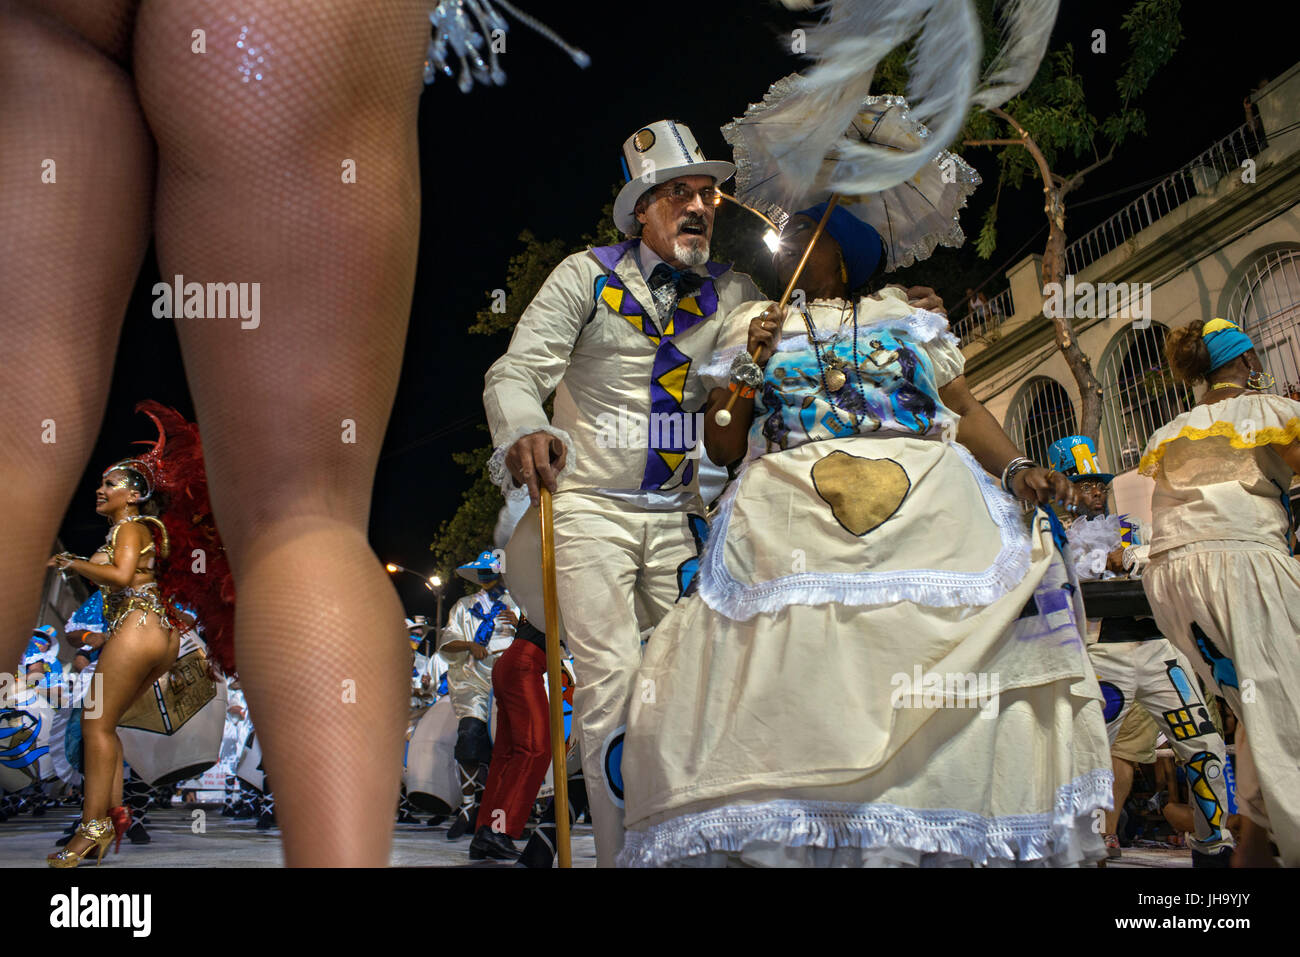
left=1004, top=377, right=1076, bottom=468
left=1227, top=249, right=1300, bottom=394
left=1098, top=324, right=1194, bottom=474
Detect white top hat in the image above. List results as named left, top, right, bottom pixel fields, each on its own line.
left=613, top=120, right=735, bottom=236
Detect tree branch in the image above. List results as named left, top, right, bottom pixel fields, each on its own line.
left=963, top=138, right=1028, bottom=147
left=1060, top=147, right=1116, bottom=197
left=989, top=108, right=1056, bottom=204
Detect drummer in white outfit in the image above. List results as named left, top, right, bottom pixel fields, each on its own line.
left=437, top=550, right=518, bottom=839
left=1056, top=435, right=1233, bottom=861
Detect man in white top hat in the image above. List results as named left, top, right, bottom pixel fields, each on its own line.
left=482, top=120, right=769, bottom=864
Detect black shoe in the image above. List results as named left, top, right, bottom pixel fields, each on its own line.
left=127, top=821, right=151, bottom=845
left=1192, top=847, right=1233, bottom=868
left=425, top=815, right=446, bottom=828
left=469, top=826, right=520, bottom=862
left=516, top=827, right=556, bottom=868
left=256, top=809, right=277, bottom=830
left=446, top=807, right=477, bottom=841
left=396, top=810, right=421, bottom=824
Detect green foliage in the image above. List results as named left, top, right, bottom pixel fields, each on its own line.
left=1117, top=0, right=1183, bottom=103
left=975, top=204, right=1000, bottom=260
left=876, top=1, right=1181, bottom=260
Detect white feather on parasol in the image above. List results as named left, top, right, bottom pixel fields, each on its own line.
left=743, top=0, right=1060, bottom=215
left=723, top=78, right=981, bottom=271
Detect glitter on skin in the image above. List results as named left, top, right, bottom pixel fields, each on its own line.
left=231, top=15, right=271, bottom=89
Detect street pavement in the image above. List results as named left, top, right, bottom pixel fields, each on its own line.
left=0, top=805, right=598, bottom=867
left=1, top=806, right=1198, bottom=867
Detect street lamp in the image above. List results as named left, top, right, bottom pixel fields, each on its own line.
left=385, top=563, right=445, bottom=639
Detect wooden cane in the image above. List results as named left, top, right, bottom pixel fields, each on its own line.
left=539, top=487, right=572, bottom=868
left=714, top=193, right=842, bottom=426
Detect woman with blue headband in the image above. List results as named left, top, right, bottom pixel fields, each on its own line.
left=1139, top=319, right=1300, bottom=866
left=618, top=205, right=1111, bottom=868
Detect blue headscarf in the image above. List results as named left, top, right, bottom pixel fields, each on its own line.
left=1202, top=318, right=1254, bottom=372
left=794, top=203, right=884, bottom=291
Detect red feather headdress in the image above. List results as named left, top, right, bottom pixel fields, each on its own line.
left=115, top=402, right=237, bottom=676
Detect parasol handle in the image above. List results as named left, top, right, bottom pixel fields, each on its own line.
left=714, top=194, right=842, bottom=426
left=539, top=487, right=572, bottom=869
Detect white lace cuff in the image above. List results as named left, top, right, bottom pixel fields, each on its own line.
left=487, top=424, right=574, bottom=500
left=1121, top=544, right=1150, bottom=577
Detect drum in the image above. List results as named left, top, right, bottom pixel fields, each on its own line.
left=117, top=645, right=228, bottom=787
left=404, top=697, right=460, bottom=814
left=0, top=692, right=53, bottom=792
left=48, top=704, right=81, bottom=788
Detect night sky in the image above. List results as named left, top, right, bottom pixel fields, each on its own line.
left=58, top=2, right=1297, bottom=618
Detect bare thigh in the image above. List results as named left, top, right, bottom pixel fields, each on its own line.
left=0, top=1, right=155, bottom=670
left=86, top=613, right=179, bottom=729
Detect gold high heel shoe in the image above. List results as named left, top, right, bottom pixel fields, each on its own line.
left=47, top=818, right=114, bottom=868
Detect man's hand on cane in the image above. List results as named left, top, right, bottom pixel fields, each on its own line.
left=506, top=432, right=568, bottom=507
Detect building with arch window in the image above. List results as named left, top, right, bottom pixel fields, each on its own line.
left=956, top=61, right=1300, bottom=524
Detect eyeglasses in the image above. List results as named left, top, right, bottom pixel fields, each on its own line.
left=651, top=182, right=721, bottom=206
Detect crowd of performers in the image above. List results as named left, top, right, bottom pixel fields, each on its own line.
left=4, top=112, right=1297, bottom=868
left=474, top=120, right=1300, bottom=868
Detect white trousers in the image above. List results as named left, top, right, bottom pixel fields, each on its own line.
left=1089, top=636, right=1233, bottom=852
left=1144, top=541, right=1300, bottom=865
left=552, top=491, right=702, bottom=866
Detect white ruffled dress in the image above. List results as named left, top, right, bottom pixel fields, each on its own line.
left=618, top=289, right=1111, bottom=867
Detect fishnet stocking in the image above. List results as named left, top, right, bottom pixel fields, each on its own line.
left=0, top=0, right=154, bottom=703
left=2, top=0, right=428, bottom=865
left=133, top=0, right=427, bottom=865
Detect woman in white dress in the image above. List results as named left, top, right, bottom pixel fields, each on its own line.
left=619, top=205, right=1113, bottom=867
left=1139, top=318, right=1300, bottom=866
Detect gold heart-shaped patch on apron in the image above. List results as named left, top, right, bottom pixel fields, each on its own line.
left=811, top=450, right=910, bottom=536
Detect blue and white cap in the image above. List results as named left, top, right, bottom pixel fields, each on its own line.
left=66, top=592, right=106, bottom=636
left=456, top=549, right=502, bottom=584
left=1048, top=435, right=1114, bottom=485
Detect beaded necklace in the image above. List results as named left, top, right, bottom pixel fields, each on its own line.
left=798, top=299, right=862, bottom=431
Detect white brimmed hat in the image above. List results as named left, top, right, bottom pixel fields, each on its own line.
left=613, top=120, right=735, bottom=236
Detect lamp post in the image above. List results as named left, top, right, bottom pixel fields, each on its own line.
left=385, top=563, right=445, bottom=641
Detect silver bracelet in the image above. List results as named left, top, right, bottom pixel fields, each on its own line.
left=1001, top=456, right=1036, bottom=494
left=728, top=352, right=764, bottom=389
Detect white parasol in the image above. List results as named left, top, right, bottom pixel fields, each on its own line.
left=723, top=78, right=981, bottom=272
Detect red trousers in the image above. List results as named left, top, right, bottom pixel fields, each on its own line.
left=479, top=640, right=552, bottom=839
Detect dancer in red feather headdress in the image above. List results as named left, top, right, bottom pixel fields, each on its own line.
left=129, top=401, right=237, bottom=677
left=45, top=403, right=233, bottom=867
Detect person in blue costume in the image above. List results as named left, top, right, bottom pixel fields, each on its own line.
left=20, top=625, right=64, bottom=695
left=1054, top=435, right=1234, bottom=865
left=436, top=550, right=519, bottom=843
